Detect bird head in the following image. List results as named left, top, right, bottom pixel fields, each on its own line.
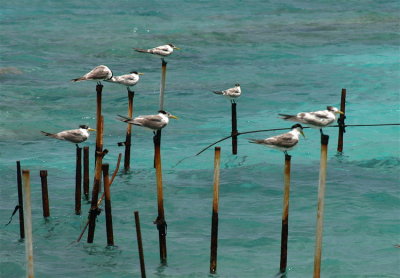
left=291, top=124, right=305, bottom=138
left=158, top=110, right=178, bottom=119
left=235, top=83, right=240, bottom=87
left=327, top=106, right=344, bottom=114
left=79, top=125, right=96, bottom=132
left=168, top=44, right=180, bottom=50
left=130, top=71, right=144, bottom=75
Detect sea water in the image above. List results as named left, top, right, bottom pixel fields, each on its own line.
left=0, top=0, right=399, bottom=277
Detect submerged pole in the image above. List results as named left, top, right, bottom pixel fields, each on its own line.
left=134, top=211, right=147, bottom=278
left=210, top=147, right=221, bottom=274
left=337, top=88, right=347, bottom=153
left=153, top=130, right=167, bottom=263
left=83, top=146, right=90, bottom=200
left=313, top=135, right=329, bottom=278
left=39, top=170, right=50, bottom=218
left=124, top=89, right=134, bottom=171
left=231, top=102, right=238, bottom=155
left=75, top=146, right=82, bottom=215
left=103, top=164, right=114, bottom=246
left=280, top=154, right=291, bottom=274
left=22, top=170, right=34, bottom=278
left=16, top=161, right=25, bottom=239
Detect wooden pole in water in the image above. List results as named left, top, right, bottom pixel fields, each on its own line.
left=102, top=163, right=114, bottom=246
left=153, top=130, right=167, bottom=263
left=337, top=88, right=347, bottom=153
left=95, top=84, right=103, bottom=163
left=280, top=154, right=291, bottom=274
left=22, top=170, right=34, bottom=278
left=210, top=146, right=221, bottom=274
left=39, top=170, right=50, bottom=218
left=123, top=89, right=134, bottom=171
left=160, top=59, right=167, bottom=111
left=134, top=211, right=147, bottom=278
left=231, top=102, right=238, bottom=155
left=83, top=146, right=90, bottom=200
left=75, top=146, right=82, bottom=215
left=313, top=135, right=329, bottom=278
left=16, top=161, right=25, bottom=239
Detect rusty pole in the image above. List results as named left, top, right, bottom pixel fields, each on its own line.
left=160, top=59, right=167, bottom=111
left=134, top=211, right=147, bottom=278
left=22, top=170, right=34, bottom=278
left=231, top=102, right=238, bottom=155
left=337, top=88, right=347, bottom=153
left=280, top=154, right=291, bottom=274
left=75, top=146, right=82, bottom=215
left=39, top=170, right=50, bottom=218
left=103, top=164, right=114, bottom=246
left=210, top=147, right=221, bottom=274
left=16, top=161, right=25, bottom=239
left=123, top=89, right=134, bottom=171
left=83, top=146, right=90, bottom=200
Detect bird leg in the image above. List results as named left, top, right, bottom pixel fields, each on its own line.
left=284, top=150, right=288, bottom=156
left=75, top=144, right=80, bottom=149
left=319, top=129, right=324, bottom=135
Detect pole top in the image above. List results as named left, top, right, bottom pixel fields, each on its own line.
left=215, top=146, right=221, bottom=151
left=321, top=134, right=330, bottom=145
left=40, top=170, right=48, bottom=177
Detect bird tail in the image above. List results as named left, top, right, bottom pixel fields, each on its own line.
left=133, top=48, right=149, bottom=53
left=41, top=131, right=57, bottom=138
left=213, top=91, right=223, bottom=95
left=71, top=77, right=85, bottom=82
left=248, top=139, right=265, bottom=144
left=116, top=114, right=133, bottom=123
left=279, top=113, right=297, bottom=121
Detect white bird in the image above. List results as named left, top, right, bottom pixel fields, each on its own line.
left=41, top=125, right=96, bottom=148
left=279, top=106, right=344, bottom=135
left=71, top=65, right=113, bottom=84
left=117, top=110, right=178, bottom=133
left=213, top=84, right=241, bottom=103
left=249, top=124, right=305, bottom=155
left=133, top=44, right=180, bottom=61
left=105, top=71, right=143, bottom=92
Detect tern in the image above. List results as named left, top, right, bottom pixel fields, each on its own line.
left=117, top=110, right=178, bottom=133
left=105, top=71, right=143, bottom=92
left=279, top=106, right=344, bottom=135
left=41, top=125, right=96, bottom=148
left=213, top=84, right=241, bottom=103
left=249, top=124, right=305, bottom=155
left=133, top=44, right=180, bottom=62
left=71, top=65, right=113, bottom=85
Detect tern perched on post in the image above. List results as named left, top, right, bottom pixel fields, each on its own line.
left=133, top=44, right=180, bottom=62
left=279, top=106, right=344, bottom=135
left=41, top=125, right=96, bottom=148
left=71, top=65, right=113, bottom=85
left=249, top=124, right=305, bottom=155
left=213, top=84, right=241, bottom=103
left=117, top=110, right=178, bottom=134
left=105, top=71, right=143, bottom=93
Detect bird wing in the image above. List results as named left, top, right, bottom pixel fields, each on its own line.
left=133, top=115, right=166, bottom=130
left=298, top=111, right=334, bottom=126
left=149, top=45, right=171, bottom=56
left=264, top=133, right=298, bottom=148
left=56, top=129, right=86, bottom=143
left=85, top=65, right=111, bottom=80
left=224, top=87, right=240, bottom=97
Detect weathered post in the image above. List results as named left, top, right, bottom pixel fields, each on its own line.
left=134, top=211, right=147, bottom=278
left=210, top=147, right=221, bottom=274
left=103, top=164, right=114, bottom=246
left=16, top=161, right=25, bottom=239
left=39, top=170, right=50, bottom=218
left=124, top=89, right=134, bottom=170
left=83, top=146, right=90, bottom=200
left=280, top=154, right=291, bottom=274
left=22, top=170, right=34, bottom=278
left=231, top=102, right=238, bottom=155
left=75, top=146, right=82, bottom=215
left=337, top=88, right=347, bottom=153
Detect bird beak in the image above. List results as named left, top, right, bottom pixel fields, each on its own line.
left=300, top=130, right=306, bottom=138
left=88, top=128, right=96, bottom=132
left=138, top=72, right=144, bottom=75
left=174, top=47, right=181, bottom=50
left=336, top=110, right=344, bottom=115
left=169, top=114, right=178, bottom=119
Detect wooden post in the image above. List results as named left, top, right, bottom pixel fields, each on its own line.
left=160, top=59, right=167, bottom=111
left=39, top=170, right=50, bottom=218
left=134, top=211, right=147, bottom=278
left=280, top=154, right=291, bottom=274
left=210, top=147, right=221, bottom=274
left=337, top=88, right=346, bottom=153
left=83, top=146, right=90, bottom=201
left=22, top=170, right=34, bottom=278
left=16, top=161, right=25, bottom=239
left=231, top=102, right=238, bottom=155
left=123, top=89, right=134, bottom=171
left=75, top=146, right=82, bottom=215
left=103, top=164, right=114, bottom=246
left=153, top=130, right=167, bottom=263
left=313, top=135, right=329, bottom=278
left=95, top=84, right=103, bottom=163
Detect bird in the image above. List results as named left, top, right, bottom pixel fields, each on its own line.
left=213, top=84, right=241, bottom=103
left=105, top=71, right=143, bottom=92
left=249, top=124, right=305, bottom=155
left=41, top=125, right=96, bottom=148
left=71, top=65, right=113, bottom=85
left=133, top=44, right=180, bottom=61
left=279, top=106, right=344, bottom=135
left=117, top=110, right=178, bottom=133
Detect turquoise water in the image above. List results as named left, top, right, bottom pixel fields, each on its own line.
left=1, top=0, right=399, bottom=277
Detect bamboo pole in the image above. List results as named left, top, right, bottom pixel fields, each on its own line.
left=124, top=89, right=134, bottom=171
left=83, top=146, right=90, bottom=200
left=153, top=130, right=167, bottom=263
left=210, top=147, right=221, bottom=274
left=160, top=59, right=167, bottom=111
left=75, top=146, right=82, bottom=215
left=280, top=154, right=291, bottom=274
left=231, top=102, right=238, bottom=155
left=337, top=88, right=347, bottom=153
left=22, top=170, right=34, bottom=278
left=313, top=135, right=329, bottom=278
left=39, top=170, right=50, bottom=218
left=103, top=164, right=114, bottom=246
left=134, top=211, right=147, bottom=278
left=16, top=161, right=25, bottom=239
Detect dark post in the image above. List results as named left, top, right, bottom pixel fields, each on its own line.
left=210, top=147, right=221, bottom=274
left=16, top=161, right=25, bottom=239
left=153, top=130, right=167, bottom=263
left=313, top=135, right=329, bottom=278
left=39, top=170, right=50, bottom=218
left=337, top=88, right=347, bottom=153
left=95, top=84, right=103, bottom=163
left=134, top=211, right=147, bottom=278
left=83, top=146, right=90, bottom=200
left=231, top=102, right=238, bottom=155
left=87, top=155, right=102, bottom=243
left=280, top=154, right=291, bottom=274
left=124, top=90, right=134, bottom=171
left=103, top=164, right=114, bottom=246
left=160, top=59, right=167, bottom=110
left=75, top=146, right=82, bottom=215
